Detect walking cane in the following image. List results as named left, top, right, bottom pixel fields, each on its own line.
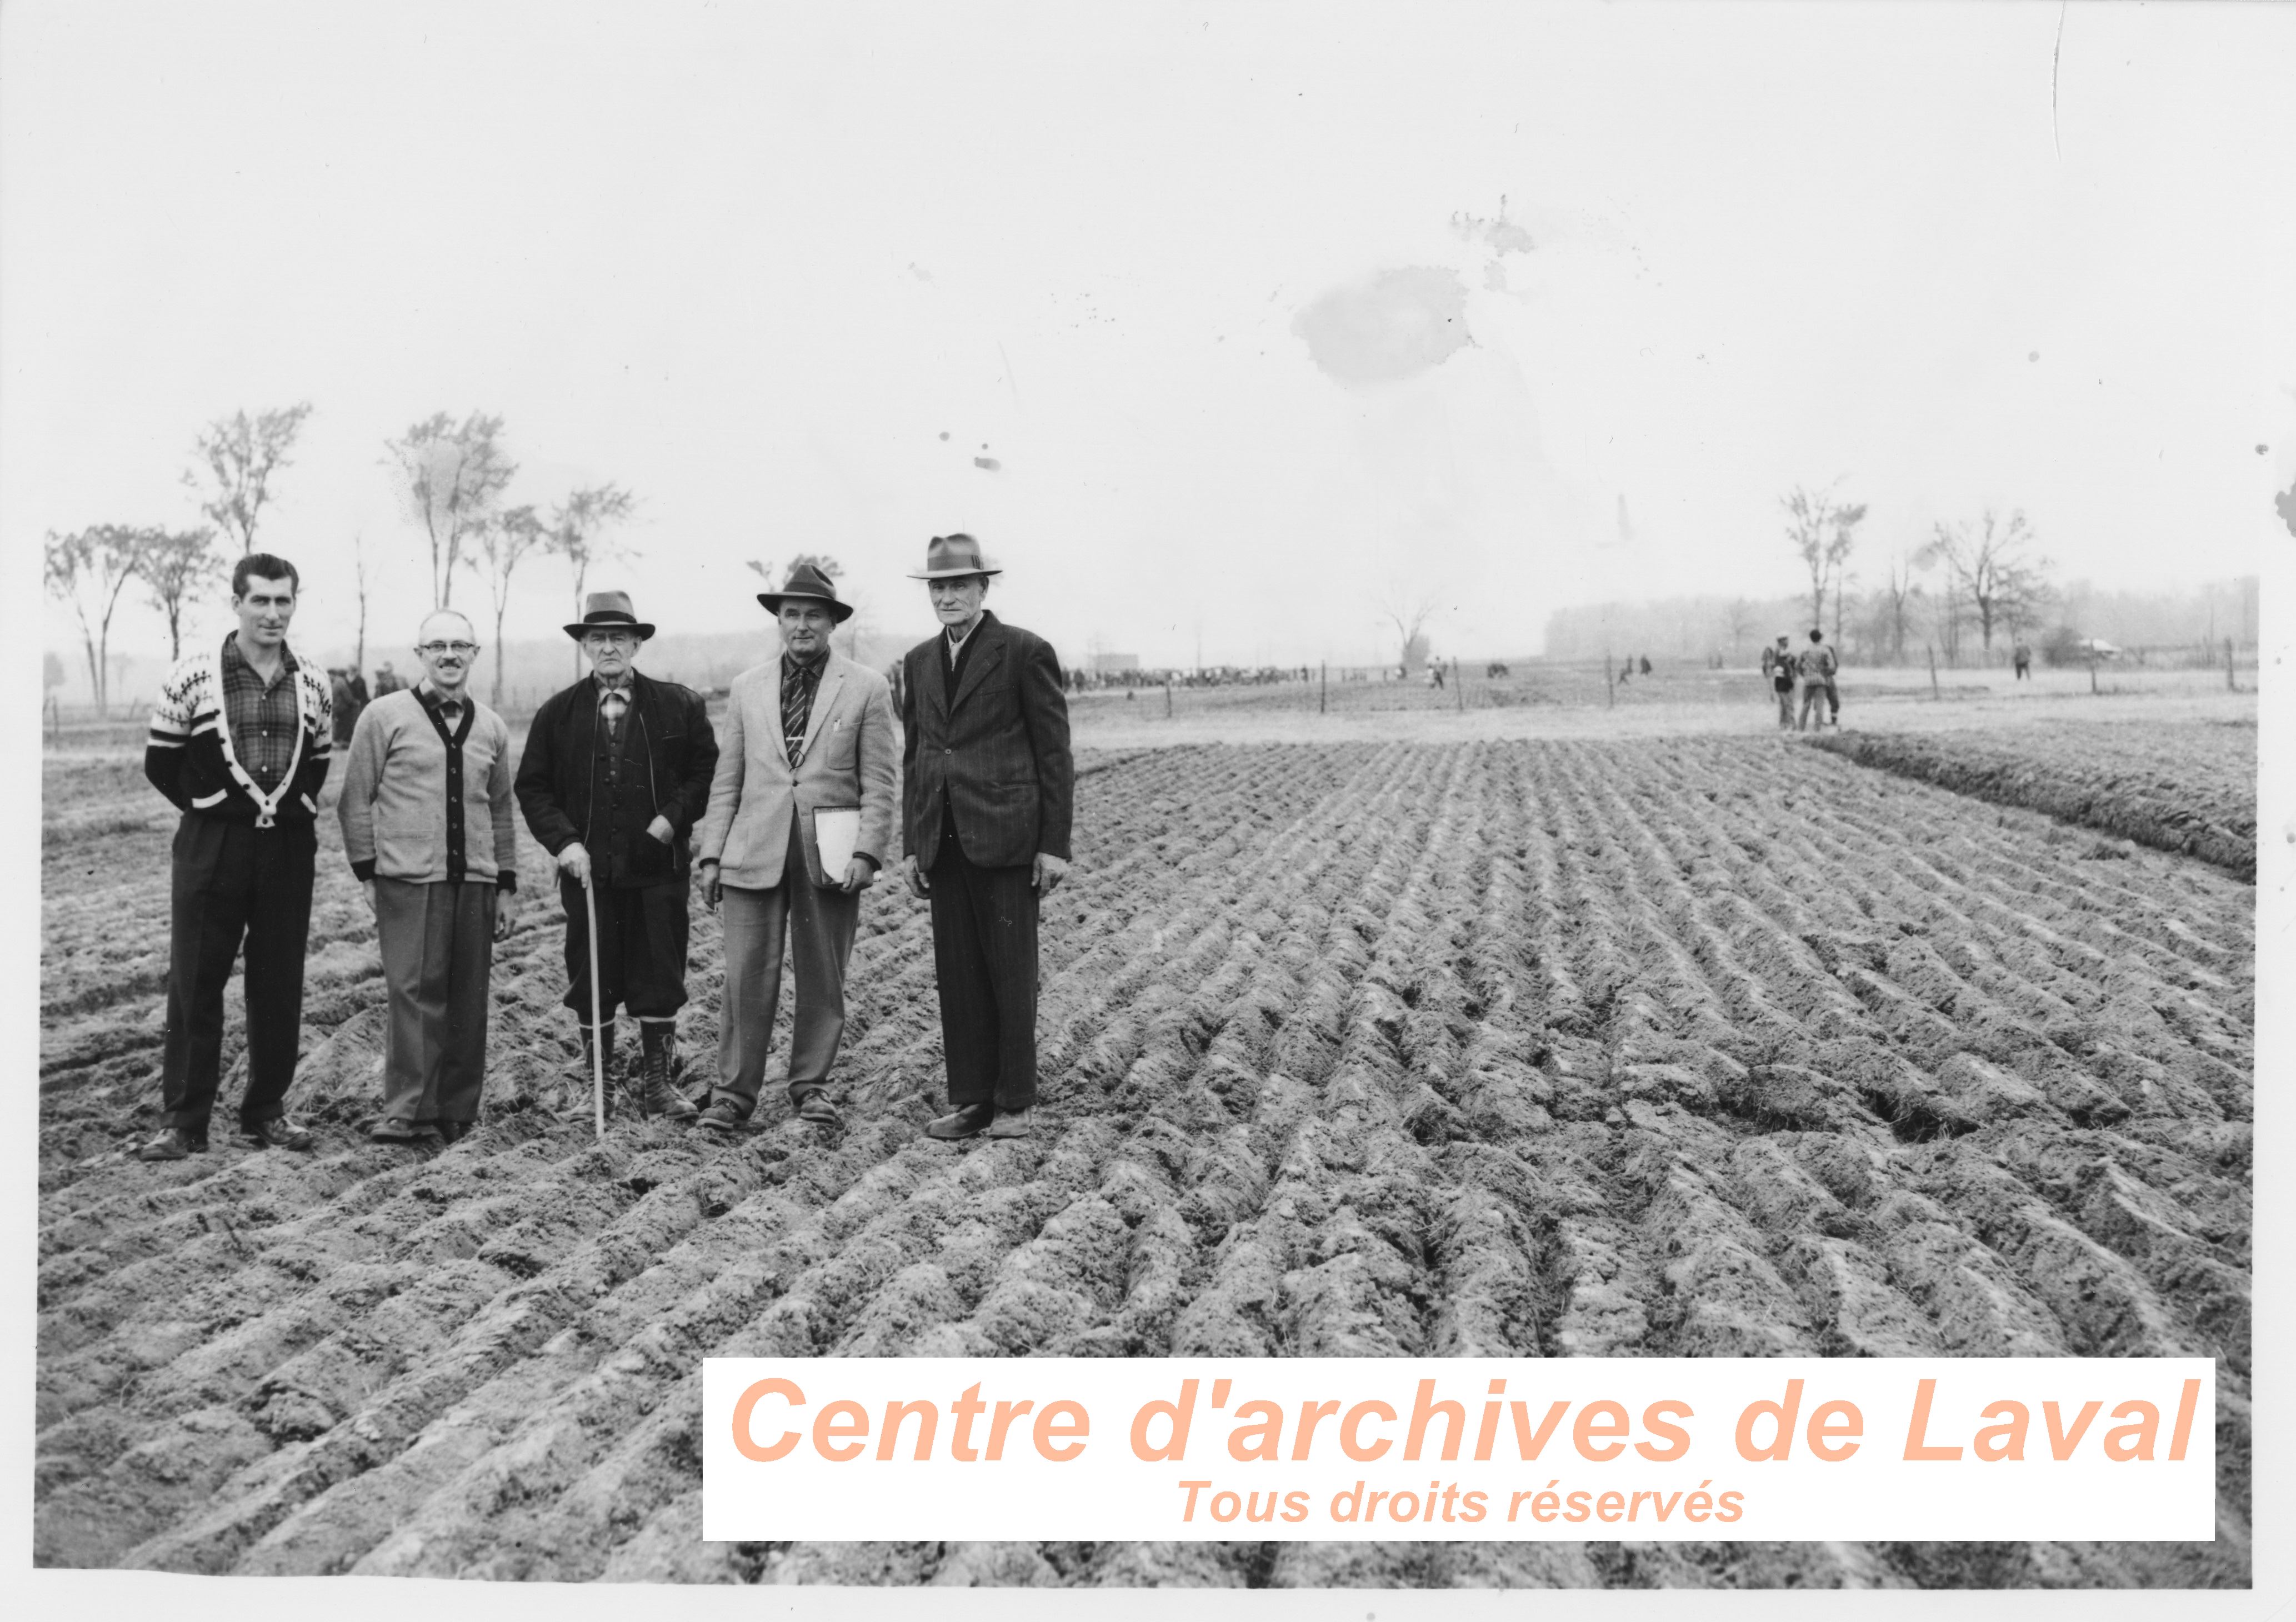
left=583, top=868, right=606, bottom=1144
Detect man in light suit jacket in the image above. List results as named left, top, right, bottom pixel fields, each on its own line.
left=899, top=534, right=1073, bottom=1142
left=694, top=563, right=897, bottom=1129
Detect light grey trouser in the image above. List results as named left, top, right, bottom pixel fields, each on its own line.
left=373, top=877, right=497, bottom=1124
left=714, top=825, right=861, bottom=1115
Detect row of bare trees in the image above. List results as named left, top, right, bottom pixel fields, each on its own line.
left=44, top=402, right=642, bottom=715
left=1781, top=482, right=2054, bottom=664
left=378, top=409, right=637, bottom=698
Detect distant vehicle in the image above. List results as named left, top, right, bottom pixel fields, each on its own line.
left=2073, top=638, right=2123, bottom=660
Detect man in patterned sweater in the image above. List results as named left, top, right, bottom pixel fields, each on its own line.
left=139, top=553, right=332, bottom=1161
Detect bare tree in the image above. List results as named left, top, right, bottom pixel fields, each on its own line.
left=1720, top=599, right=1759, bottom=665
left=352, top=532, right=371, bottom=680
left=44, top=525, right=145, bottom=716
left=1873, top=549, right=1925, bottom=664
left=549, top=484, right=637, bottom=674
left=138, top=527, right=224, bottom=660
left=1375, top=584, right=1438, bottom=673
left=1781, top=483, right=1867, bottom=633
left=1919, top=508, right=2051, bottom=654
left=186, top=403, right=313, bottom=555
left=383, top=411, right=518, bottom=608
left=466, top=504, right=548, bottom=708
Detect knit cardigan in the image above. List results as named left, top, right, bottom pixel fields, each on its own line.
left=145, top=638, right=334, bottom=826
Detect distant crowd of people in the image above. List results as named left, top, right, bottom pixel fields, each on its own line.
left=324, top=660, right=417, bottom=747
left=1761, top=628, right=1840, bottom=730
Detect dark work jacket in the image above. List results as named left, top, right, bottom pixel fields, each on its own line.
left=514, top=669, right=718, bottom=888
left=900, top=611, right=1074, bottom=870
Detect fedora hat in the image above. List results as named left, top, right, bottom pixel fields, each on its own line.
left=563, top=590, right=656, bottom=641
left=907, top=532, right=1002, bottom=580
left=757, top=560, right=854, bottom=624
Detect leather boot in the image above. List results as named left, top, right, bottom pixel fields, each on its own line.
left=562, top=1020, right=614, bottom=1117
left=637, top=1021, right=697, bottom=1120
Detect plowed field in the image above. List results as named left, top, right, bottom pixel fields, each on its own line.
left=37, top=737, right=2252, bottom=1588
left=1810, top=720, right=2256, bottom=880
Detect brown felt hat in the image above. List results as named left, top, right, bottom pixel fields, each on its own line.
left=563, top=590, right=655, bottom=640
left=907, top=533, right=1001, bottom=580
left=757, top=561, right=854, bottom=623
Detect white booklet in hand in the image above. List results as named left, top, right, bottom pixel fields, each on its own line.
left=811, top=807, right=862, bottom=886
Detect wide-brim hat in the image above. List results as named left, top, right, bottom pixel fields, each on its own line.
left=563, top=590, right=656, bottom=640
left=757, top=560, right=854, bottom=624
left=907, top=532, right=1002, bottom=580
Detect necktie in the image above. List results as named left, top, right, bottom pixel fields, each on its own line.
left=782, top=663, right=816, bottom=767
left=439, top=700, right=463, bottom=725
left=599, top=687, right=627, bottom=732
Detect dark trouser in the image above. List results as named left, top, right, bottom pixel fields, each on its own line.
left=927, top=821, right=1039, bottom=1111
left=161, top=815, right=317, bottom=1134
left=558, top=875, right=691, bottom=1023
left=1773, top=681, right=1794, bottom=727
left=714, top=823, right=860, bottom=1116
left=374, top=877, right=497, bottom=1126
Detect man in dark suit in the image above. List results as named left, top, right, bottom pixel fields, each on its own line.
left=899, top=534, right=1073, bottom=1141
left=515, top=591, right=719, bottom=1120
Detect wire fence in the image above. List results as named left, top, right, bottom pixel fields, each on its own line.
left=41, top=646, right=2259, bottom=754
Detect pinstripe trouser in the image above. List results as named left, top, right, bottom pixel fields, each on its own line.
left=927, top=820, right=1040, bottom=1110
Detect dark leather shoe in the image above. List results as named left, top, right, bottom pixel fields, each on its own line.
left=796, top=1090, right=842, bottom=1126
left=986, top=1107, right=1033, bottom=1140
left=138, top=1127, right=208, bottom=1162
left=436, top=1120, right=473, bottom=1145
left=695, top=1098, right=748, bottom=1133
left=926, top=1103, right=994, bottom=1141
left=368, top=1119, right=431, bottom=1144
left=241, top=1117, right=314, bottom=1151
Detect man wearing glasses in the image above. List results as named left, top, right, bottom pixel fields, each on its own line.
left=336, top=610, right=520, bottom=1143
left=515, top=592, right=719, bottom=1119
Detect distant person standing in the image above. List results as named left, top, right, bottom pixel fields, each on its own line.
left=372, top=661, right=404, bottom=697
left=2013, top=639, right=2033, bottom=680
left=1763, top=635, right=1795, bottom=728
left=1798, top=627, right=1839, bottom=730
left=329, top=667, right=358, bottom=747
left=899, top=534, right=1074, bottom=1142
left=337, top=610, right=519, bottom=1144
left=138, top=554, right=331, bottom=1161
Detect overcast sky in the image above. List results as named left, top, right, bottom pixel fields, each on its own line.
left=7, top=1, right=2293, bottom=672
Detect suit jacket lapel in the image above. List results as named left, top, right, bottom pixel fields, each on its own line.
left=617, top=672, right=651, bottom=773
left=795, top=659, right=845, bottom=768
left=951, top=616, right=1004, bottom=715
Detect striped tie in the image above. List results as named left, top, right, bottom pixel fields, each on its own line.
left=782, top=666, right=814, bottom=768
left=599, top=687, right=627, bottom=734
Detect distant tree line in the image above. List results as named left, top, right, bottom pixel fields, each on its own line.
left=44, top=402, right=642, bottom=714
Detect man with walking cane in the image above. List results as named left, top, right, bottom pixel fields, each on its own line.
left=514, top=592, right=719, bottom=1120
left=692, top=562, right=897, bottom=1131
left=899, top=534, right=1074, bottom=1142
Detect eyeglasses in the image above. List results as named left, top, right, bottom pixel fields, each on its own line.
left=418, top=642, right=478, bottom=657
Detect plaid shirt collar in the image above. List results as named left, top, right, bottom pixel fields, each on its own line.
left=417, top=680, right=469, bottom=717
left=222, top=630, right=298, bottom=685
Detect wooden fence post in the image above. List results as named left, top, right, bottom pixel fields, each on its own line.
left=1605, top=654, right=1615, bottom=708
left=1454, top=659, right=1465, bottom=712
left=1164, top=678, right=1172, bottom=719
left=1319, top=662, right=1327, bottom=714
left=1926, top=643, right=1939, bottom=701
left=2226, top=637, right=2236, bottom=692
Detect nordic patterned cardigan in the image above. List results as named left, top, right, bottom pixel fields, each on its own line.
left=145, top=639, right=334, bottom=827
